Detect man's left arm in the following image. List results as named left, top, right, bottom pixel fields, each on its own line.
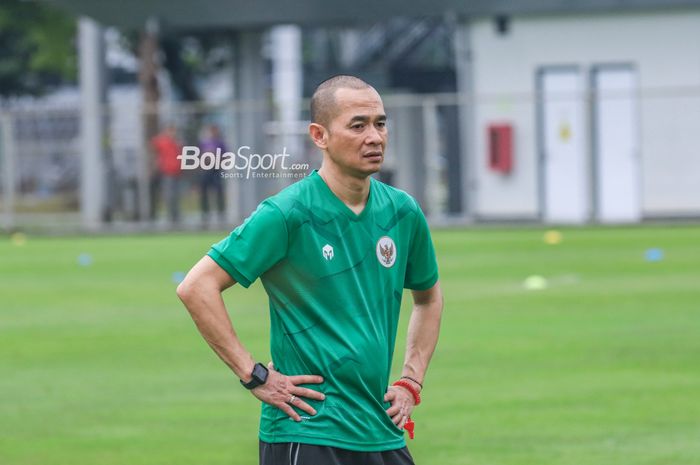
left=385, top=281, right=443, bottom=429
left=402, top=280, right=443, bottom=385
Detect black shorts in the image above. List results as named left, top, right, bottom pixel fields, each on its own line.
left=259, top=440, right=416, bottom=465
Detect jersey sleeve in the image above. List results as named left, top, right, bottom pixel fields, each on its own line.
left=207, top=200, right=288, bottom=288
left=404, top=199, right=439, bottom=290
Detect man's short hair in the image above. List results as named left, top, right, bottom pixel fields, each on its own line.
left=310, top=75, right=373, bottom=127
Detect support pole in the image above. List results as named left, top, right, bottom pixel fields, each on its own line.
left=453, top=17, right=476, bottom=220
left=79, top=17, right=107, bottom=230
left=1, top=113, right=17, bottom=231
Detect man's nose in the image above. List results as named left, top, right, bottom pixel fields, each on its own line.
left=365, top=125, right=383, bottom=145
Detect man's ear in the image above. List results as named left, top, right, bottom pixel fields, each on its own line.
left=309, top=123, right=329, bottom=150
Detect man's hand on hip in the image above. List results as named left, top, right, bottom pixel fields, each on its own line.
left=251, top=362, right=325, bottom=422
left=384, top=385, right=416, bottom=430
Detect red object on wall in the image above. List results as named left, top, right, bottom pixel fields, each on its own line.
left=488, top=123, right=514, bottom=174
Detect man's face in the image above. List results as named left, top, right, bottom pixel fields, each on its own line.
left=324, top=87, right=387, bottom=178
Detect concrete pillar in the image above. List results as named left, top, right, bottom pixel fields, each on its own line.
left=422, top=99, right=441, bottom=218
left=79, top=17, right=107, bottom=230
left=232, top=30, right=268, bottom=219
left=453, top=17, right=476, bottom=220
left=393, top=104, right=427, bottom=209
left=1, top=113, right=16, bottom=231
left=441, top=104, right=464, bottom=215
left=271, top=25, right=302, bottom=190
left=271, top=25, right=302, bottom=129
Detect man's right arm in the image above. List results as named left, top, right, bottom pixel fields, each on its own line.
left=176, top=255, right=256, bottom=379
left=176, top=255, right=325, bottom=421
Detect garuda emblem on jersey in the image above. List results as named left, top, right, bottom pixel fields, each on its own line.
left=376, top=236, right=396, bottom=268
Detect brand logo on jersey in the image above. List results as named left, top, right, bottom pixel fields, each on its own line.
left=376, top=236, right=396, bottom=268
left=322, top=244, right=334, bottom=261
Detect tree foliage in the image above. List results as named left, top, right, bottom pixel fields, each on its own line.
left=0, top=0, right=77, bottom=97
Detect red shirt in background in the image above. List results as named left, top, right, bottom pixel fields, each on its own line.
left=151, top=133, right=182, bottom=176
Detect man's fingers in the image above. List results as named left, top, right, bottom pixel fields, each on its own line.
left=278, top=395, right=318, bottom=420
left=391, top=407, right=410, bottom=428
left=256, top=370, right=325, bottom=421
left=398, top=415, right=408, bottom=430
left=384, top=389, right=396, bottom=402
left=278, top=402, right=301, bottom=422
left=288, top=374, right=324, bottom=385
left=390, top=403, right=402, bottom=424
left=386, top=403, right=402, bottom=417
left=290, top=397, right=317, bottom=416
left=294, top=386, right=326, bottom=401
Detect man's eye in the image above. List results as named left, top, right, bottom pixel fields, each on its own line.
left=376, top=121, right=386, bottom=128
left=352, top=124, right=364, bottom=130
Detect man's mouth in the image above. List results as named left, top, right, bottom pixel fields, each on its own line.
left=363, top=151, right=383, bottom=159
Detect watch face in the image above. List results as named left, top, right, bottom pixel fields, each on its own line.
left=252, top=363, right=268, bottom=383
left=241, top=363, right=269, bottom=389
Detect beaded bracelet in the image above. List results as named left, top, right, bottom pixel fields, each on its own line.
left=392, top=380, right=421, bottom=406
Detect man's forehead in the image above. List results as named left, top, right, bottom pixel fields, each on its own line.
left=334, top=87, right=384, bottom=114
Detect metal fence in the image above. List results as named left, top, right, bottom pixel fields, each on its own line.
left=0, top=94, right=466, bottom=232
left=1, top=107, right=81, bottom=230
left=2, top=88, right=699, bottom=232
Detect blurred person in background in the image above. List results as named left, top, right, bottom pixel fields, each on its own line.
left=198, top=124, right=227, bottom=227
left=151, top=124, right=183, bottom=225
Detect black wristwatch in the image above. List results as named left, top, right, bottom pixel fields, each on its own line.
left=240, top=362, right=269, bottom=389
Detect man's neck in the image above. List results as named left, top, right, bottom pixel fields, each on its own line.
left=318, top=164, right=371, bottom=214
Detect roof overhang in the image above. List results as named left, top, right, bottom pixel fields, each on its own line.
left=48, top=0, right=700, bottom=31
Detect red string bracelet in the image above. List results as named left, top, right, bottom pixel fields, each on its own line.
left=392, top=380, right=421, bottom=406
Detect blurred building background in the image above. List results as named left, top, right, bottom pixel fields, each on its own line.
left=1, top=0, right=699, bottom=232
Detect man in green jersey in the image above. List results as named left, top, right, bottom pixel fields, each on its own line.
left=177, top=75, right=443, bottom=465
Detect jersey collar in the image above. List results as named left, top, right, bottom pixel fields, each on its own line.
left=311, top=170, right=374, bottom=222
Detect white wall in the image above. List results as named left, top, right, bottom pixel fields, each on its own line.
left=468, top=9, right=700, bottom=218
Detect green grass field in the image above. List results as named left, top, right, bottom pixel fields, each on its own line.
left=1, top=226, right=699, bottom=465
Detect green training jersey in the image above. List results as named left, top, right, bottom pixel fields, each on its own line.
left=208, top=170, right=438, bottom=452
